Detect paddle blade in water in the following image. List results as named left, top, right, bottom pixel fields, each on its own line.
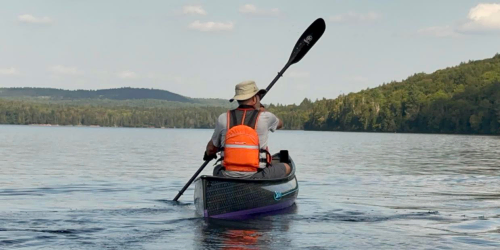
left=288, top=18, right=326, bottom=65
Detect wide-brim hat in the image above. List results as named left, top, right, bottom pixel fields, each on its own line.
left=229, top=80, right=267, bottom=102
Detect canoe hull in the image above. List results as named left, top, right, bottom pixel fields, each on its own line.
left=194, top=153, right=298, bottom=219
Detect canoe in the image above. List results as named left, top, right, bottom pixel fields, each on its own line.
left=194, top=150, right=299, bottom=219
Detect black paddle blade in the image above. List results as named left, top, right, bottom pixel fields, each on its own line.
left=288, top=18, right=326, bottom=65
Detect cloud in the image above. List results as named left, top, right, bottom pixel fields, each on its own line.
left=286, top=70, right=310, bottom=78
left=329, top=11, right=381, bottom=24
left=49, top=65, right=82, bottom=75
left=0, top=67, right=20, bottom=76
left=188, top=20, right=234, bottom=32
left=183, top=5, right=207, bottom=15
left=419, top=3, right=500, bottom=37
left=117, top=71, right=139, bottom=79
left=18, top=14, right=52, bottom=24
left=417, top=26, right=461, bottom=38
left=239, top=4, right=280, bottom=16
left=459, top=3, right=500, bottom=32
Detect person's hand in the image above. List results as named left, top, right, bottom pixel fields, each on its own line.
left=203, top=151, right=217, bottom=161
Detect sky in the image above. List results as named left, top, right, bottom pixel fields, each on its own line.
left=0, top=0, right=499, bottom=105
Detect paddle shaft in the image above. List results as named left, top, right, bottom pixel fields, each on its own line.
left=173, top=159, right=211, bottom=201
left=260, top=63, right=291, bottom=101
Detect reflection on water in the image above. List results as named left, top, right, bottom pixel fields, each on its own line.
left=2, top=125, right=500, bottom=249
left=197, top=205, right=297, bottom=250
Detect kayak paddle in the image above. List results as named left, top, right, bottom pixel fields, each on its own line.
left=261, top=18, right=326, bottom=100
left=173, top=18, right=326, bottom=201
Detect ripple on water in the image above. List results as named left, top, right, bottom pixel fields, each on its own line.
left=2, top=127, right=500, bottom=249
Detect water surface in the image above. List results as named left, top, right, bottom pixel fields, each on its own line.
left=1, top=125, right=500, bottom=249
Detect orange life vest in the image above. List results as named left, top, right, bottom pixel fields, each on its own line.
left=223, top=107, right=270, bottom=172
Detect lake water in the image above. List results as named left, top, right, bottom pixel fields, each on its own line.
left=1, top=125, right=500, bottom=249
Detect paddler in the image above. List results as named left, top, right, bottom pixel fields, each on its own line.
left=203, top=80, right=291, bottom=179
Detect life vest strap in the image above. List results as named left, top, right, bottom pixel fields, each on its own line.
left=230, top=110, right=238, bottom=128
left=228, top=109, right=260, bottom=129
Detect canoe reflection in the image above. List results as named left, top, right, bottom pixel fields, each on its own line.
left=196, top=204, right=297, bottom=250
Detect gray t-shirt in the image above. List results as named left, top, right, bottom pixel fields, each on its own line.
left=211, top=111, right=280, bottom=177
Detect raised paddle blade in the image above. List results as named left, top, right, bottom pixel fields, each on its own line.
left=288, top=18, right=326, bottom=66
left=261, top=17, right=326, bottom=99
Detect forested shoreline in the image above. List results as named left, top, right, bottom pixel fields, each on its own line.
left=0, top=100, right=227, bottom=128
left=1, top=54, right=500, bottom=134
left=304, top=54, right=500, bottom=134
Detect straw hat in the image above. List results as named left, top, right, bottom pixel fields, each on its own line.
left=229, top=80, right=267, bottom=102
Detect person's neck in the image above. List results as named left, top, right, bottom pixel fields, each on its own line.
left=238, top=104, right=256, bottom=109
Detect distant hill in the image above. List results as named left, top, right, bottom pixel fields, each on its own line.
left=0, top=87, right=193, bottom=102
left=0, top=87, right=232, bottom=108
left=303, top=53, right=500, bottom=134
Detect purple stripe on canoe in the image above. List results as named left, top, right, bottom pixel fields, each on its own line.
left=209, top=200, right=295, bottom=219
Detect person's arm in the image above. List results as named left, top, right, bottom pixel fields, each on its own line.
left=203, top=138, right=219, bottom=161
left=257, top=97, right=283, bottom=130
left=205, top=140, right=218, bottom=156
left=203, top=114, right=223, bottom=160
left=276, top=118, right=283, bottom=130
left=261, top=109, right=282, bottom=132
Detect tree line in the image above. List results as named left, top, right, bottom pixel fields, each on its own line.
left=303, top=54, right=500, bottom=134
left=1, top=54, right=499, bottom=134
left=0, top=100, right=227, bottom=128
